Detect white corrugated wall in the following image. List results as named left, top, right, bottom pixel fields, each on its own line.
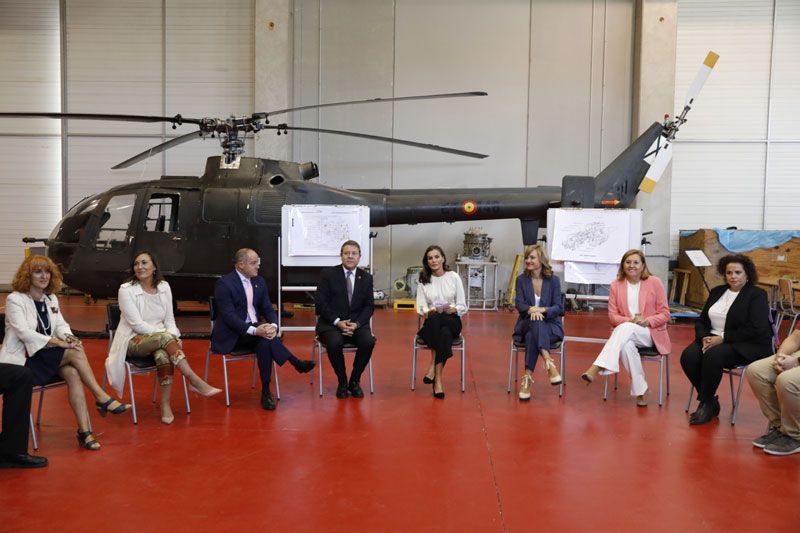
left=671, top=0, right=800, bottom=251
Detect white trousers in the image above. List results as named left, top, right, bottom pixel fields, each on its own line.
left=592, top=322, right=653, bottom=396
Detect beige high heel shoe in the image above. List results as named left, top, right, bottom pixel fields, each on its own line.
left=518, top=374, right=534, bottom=400
left=542, top=357, right=562, bottom=385
left=581, top=365, right=601, bottom=384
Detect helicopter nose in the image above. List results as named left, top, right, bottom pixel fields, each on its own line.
left=47, top=243, right=75, bottom=274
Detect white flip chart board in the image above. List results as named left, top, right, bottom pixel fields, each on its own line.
left=281, top=205, right=371, bottom=266
left=546, top=208, right=643, bottom=284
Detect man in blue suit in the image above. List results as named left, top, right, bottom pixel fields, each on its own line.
left=212, top=248, right=315, bottom=410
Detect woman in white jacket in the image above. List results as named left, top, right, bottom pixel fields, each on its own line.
left=0, top=255, right=130, bottom=451
left=106, top=251, right=220, bottom=424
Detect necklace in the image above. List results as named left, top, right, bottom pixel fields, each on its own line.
left=34, top=297, right=52, bottom=335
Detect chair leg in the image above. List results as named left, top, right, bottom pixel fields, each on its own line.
left=603, top=375, right=609, bottom=400
left=665, top=354, right=671, bottom=396
left=273, top=362, right=281, bottom=401
left=411, top=342, right=417, bottom=391
left=222, top=356, right=231, bottom=407
left=731, top=371, right=746, bottom=425
left=728, top=370, right=736, bottom=411
left=181, top=375, right=191, bottom=414
left=317, top=341, right=324, bottom=397
left=127, top=365, right=139, bottom=424
left=685, top=385, right=694, bottom=412
left=559, top=342, right=566, bottom=398
left=368, top=358, right=374, bottom=394
left=657, top=356, right=664, bottom=407
left=29, top=413, right=38, bottom=451
left=461, top=339, right=466, bottom=393
left=36, top=390, right=45, bottom=426
left=507, top=342, right=514, bottom=394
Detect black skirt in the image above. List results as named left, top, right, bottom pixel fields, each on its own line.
left=24, top=346, right=65, bottom=386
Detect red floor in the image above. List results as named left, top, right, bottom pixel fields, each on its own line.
left=1, top=297, right=798, bottom=532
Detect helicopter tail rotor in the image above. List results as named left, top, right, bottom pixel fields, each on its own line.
left=638, top=50, right=718, bottom=194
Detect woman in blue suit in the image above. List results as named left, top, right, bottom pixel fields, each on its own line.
left=513, top=244, right=563, bottom=400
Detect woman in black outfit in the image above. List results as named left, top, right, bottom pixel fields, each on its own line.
left=680, top=254, right=773, bottom=425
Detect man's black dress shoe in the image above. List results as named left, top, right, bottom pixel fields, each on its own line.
left=711, top=395, right=720, bottom=417
left=348, top=381, right=364, bottom=398
left=261, top=388, right=276, bottom=411
left=689, top=402, right=716, bottom=425
left=336, top=384, right=349, bottom=399
left=293, top=359, right=316, bottom=374
left=0, top=453, right=48, bottom=469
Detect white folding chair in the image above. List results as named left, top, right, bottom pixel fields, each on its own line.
left=204, top=296, right=280, bottom=406
left=411, top=316, right=466, bottom=392
left=507, top=321, right=565, bottom=397
left=106, top=304, right=191, bottom=424
left=603, top=346, right=671, bottom=406
left=312, top=323, right=375, bottom=397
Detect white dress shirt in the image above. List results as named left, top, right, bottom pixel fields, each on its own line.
left=415, top=271, right=468, bottom=317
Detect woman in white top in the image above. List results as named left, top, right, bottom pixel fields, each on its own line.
left=106, top=251, right=220, bottom=424
left=580, top=249, right=671, bottom=407
left=0, top=255, right=130, bottom=451
left=415, top=245, right=467, bottom=399
left=680, top=254, right=772, bottom=425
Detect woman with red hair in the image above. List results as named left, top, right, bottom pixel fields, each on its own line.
left=0, top=255, right=129, bottom=450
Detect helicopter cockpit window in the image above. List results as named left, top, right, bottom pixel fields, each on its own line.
left=144, top=194, right=179, bottom=233
left=95, top=194, right=136, bottom=251
left=52, top=197, right=103, bottom=243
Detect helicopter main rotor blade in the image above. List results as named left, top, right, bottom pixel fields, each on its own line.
left=253, top=91, right=487, bottom=120
left=0, top=112, right=202, bottom=126
left=111, top=131, right=203, bottom=169
left=265, top=124, right=488, bottom=159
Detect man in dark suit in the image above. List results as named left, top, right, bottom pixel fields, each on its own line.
left=315, top=240, right=375, bottom=399
left=212, top=248, right=315, bottom=410
left=0, top=363, right=48, bottom=468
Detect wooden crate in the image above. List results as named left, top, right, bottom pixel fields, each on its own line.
left=678, top=229, right=800, bottom=308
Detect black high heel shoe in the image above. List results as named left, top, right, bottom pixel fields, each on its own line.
left=423, top=375, right=434, bottom=385
left=95, top=398, right=130, bottom=417
left=432, top=381, right=445, bottom=399
left=76, top=430, right=100, bottom=451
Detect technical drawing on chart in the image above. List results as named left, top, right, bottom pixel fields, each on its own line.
left=286, top=205, right=365, bottom=257
left=303, top=217, right=352, bottom=252
left=550, top=209, right=631, bottom=264
left=561, top=223, right=610, bottom=251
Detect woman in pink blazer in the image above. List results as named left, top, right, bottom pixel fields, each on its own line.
left=581, top=249, right=671, bottom=406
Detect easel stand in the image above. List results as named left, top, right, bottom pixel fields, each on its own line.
left=695, top=265, right=711, bottom=293
left=684, top=249, right=712, bottom=294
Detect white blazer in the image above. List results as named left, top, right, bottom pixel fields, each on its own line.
left=105, top=281, right=180, bottom=395
left=0, top=292, right=73, bottom=366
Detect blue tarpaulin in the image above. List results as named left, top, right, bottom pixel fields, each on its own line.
left=679, top=229, right=800, bottom=253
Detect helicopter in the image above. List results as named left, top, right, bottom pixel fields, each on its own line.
left=1, top=52, right=717, bottom=301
